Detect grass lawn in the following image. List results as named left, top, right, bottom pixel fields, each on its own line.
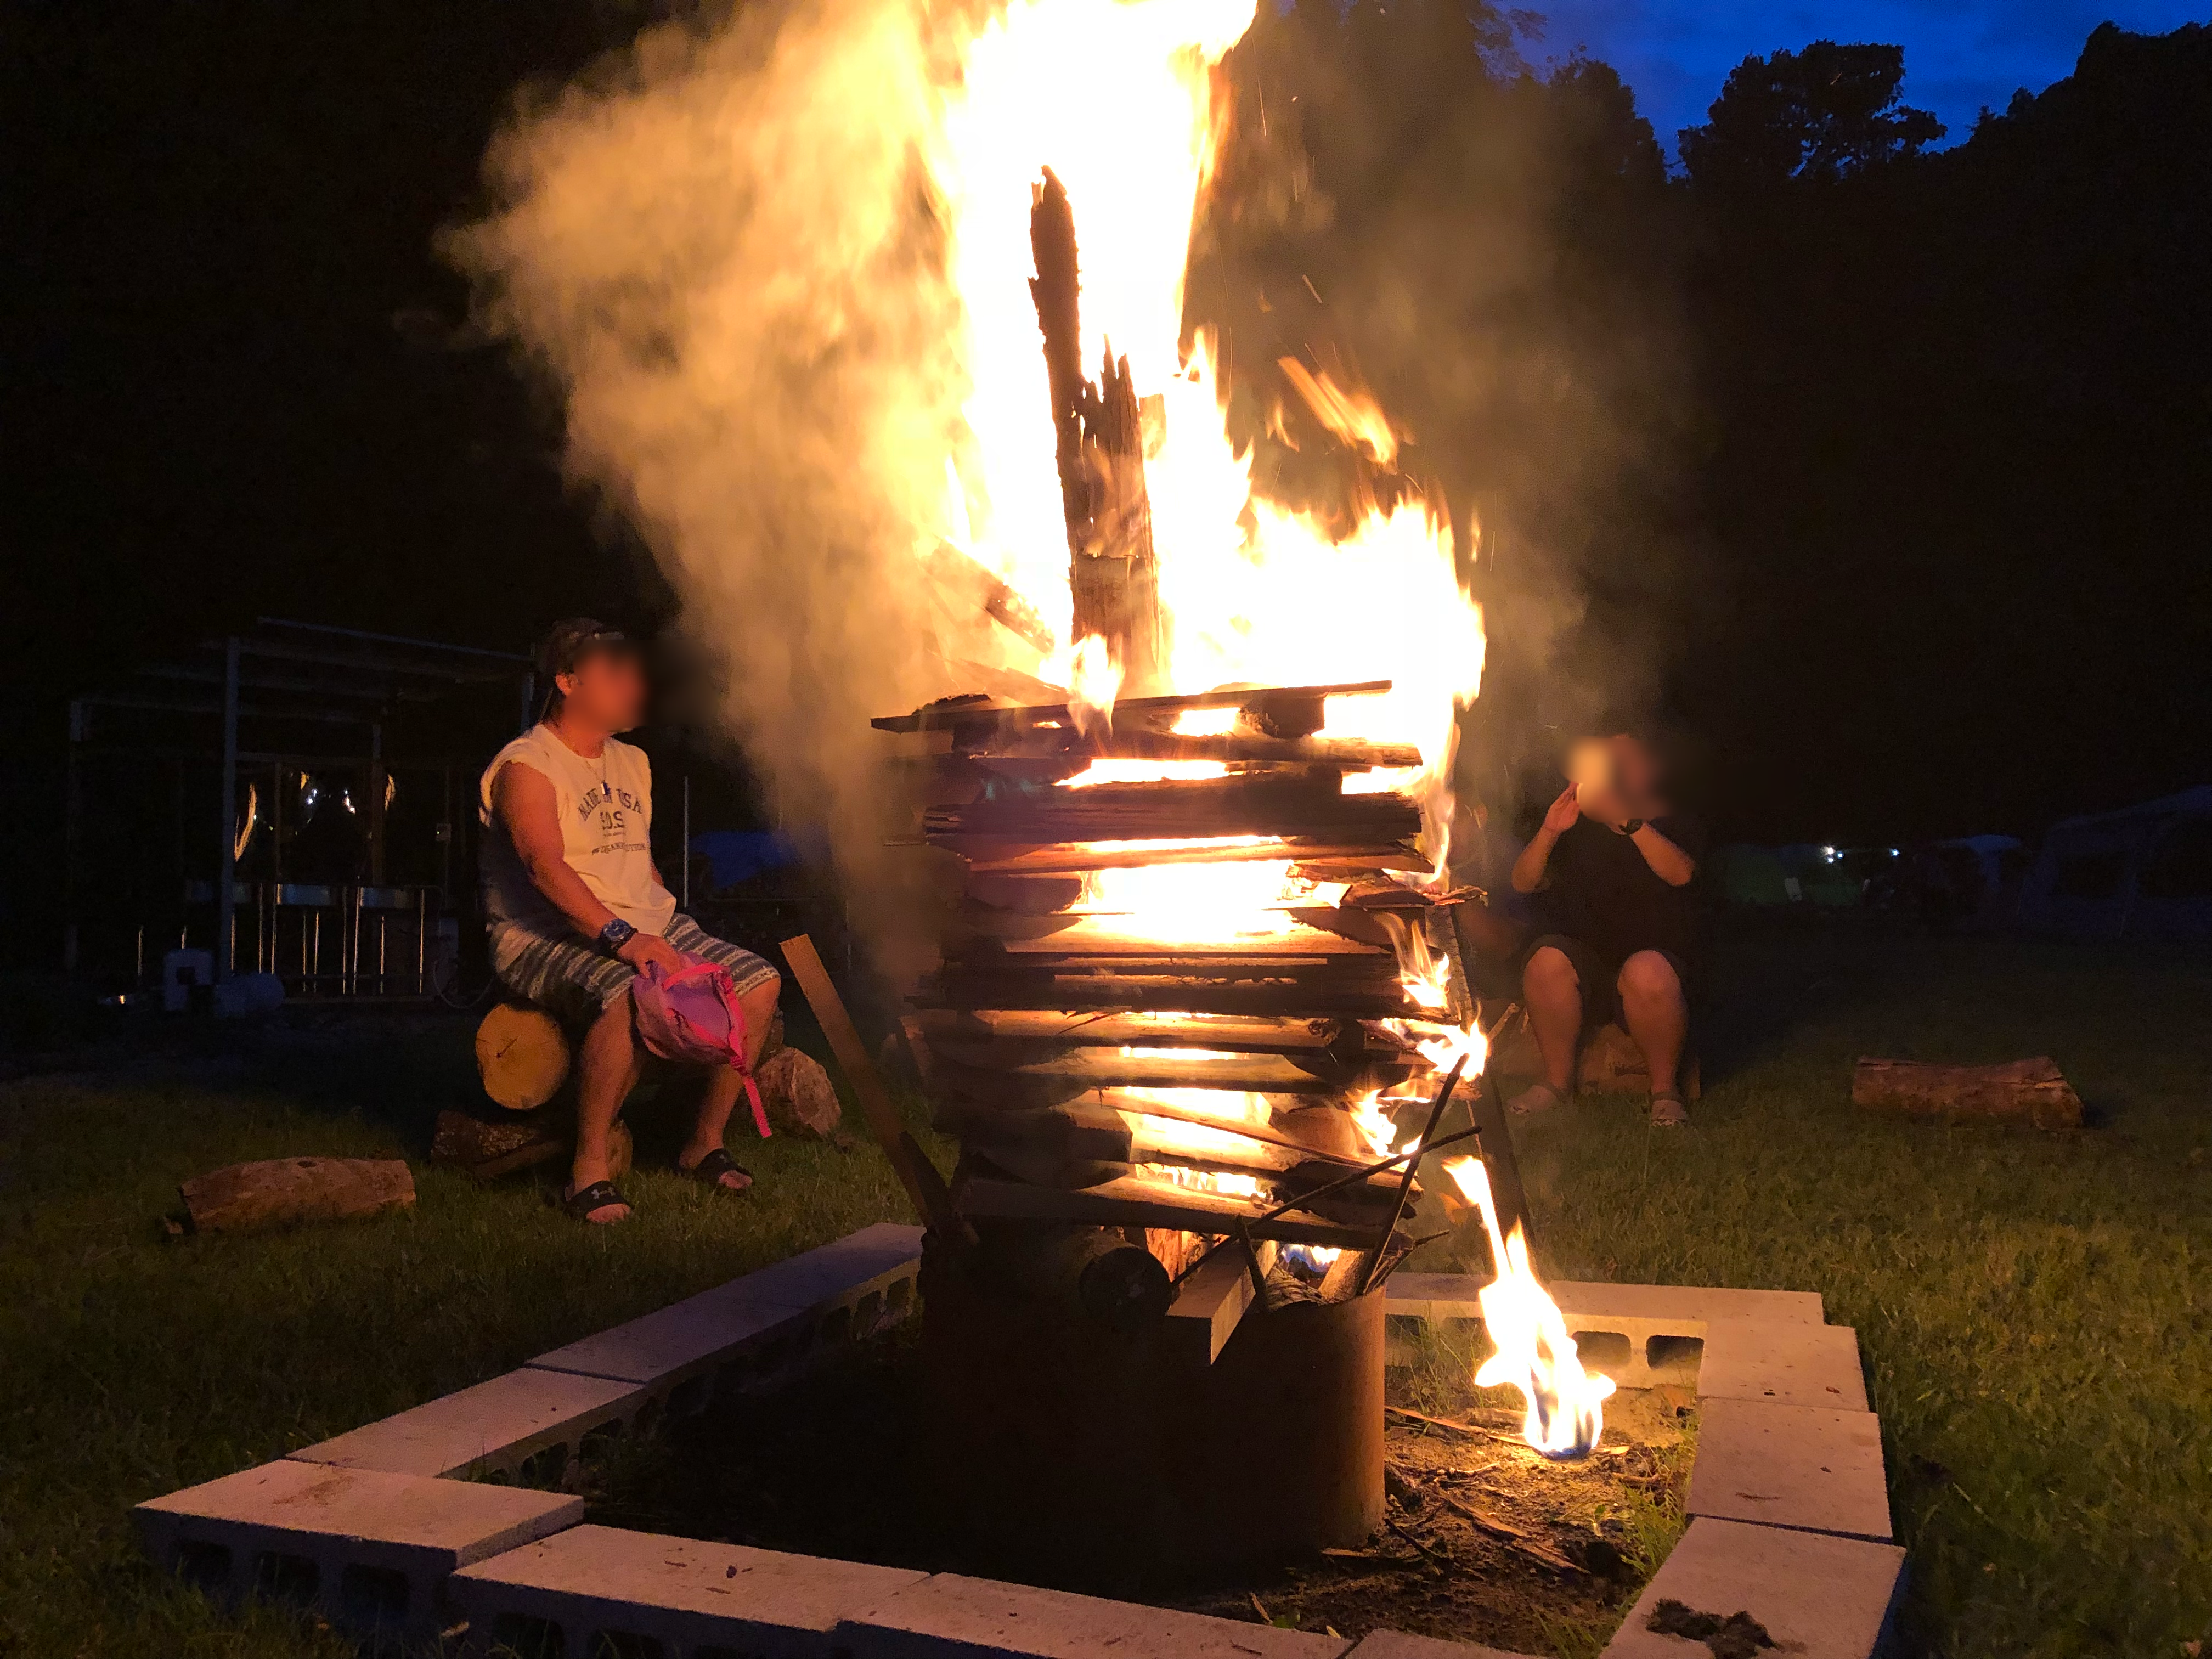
left=2, top=923, right=2208, bottom=1657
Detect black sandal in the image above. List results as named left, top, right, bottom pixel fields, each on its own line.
left=562, top=1179, right=630, bottom=1222
left=675, top=1147, right=753, bottom=1195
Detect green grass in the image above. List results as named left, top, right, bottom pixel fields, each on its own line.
left=0, top=1013, right=911, bottom=1658
left=2, top=924, right=2208, bottom=1657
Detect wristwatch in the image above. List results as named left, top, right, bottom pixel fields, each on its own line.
left=597, top=917, right=638, bottom=955
left=1617, top=818, right=1645, bottom=836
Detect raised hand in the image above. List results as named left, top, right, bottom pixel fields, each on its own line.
left=1542, top=784, right=1582, bottom=836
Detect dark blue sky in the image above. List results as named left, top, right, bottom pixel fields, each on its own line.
left=1528, top=2, right=2210, bottom=154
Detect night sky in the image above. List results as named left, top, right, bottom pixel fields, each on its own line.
left=1532, top=1, right=2212, bottom=151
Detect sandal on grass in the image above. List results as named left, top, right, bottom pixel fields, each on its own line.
left=1508, top=1081, right=1570, bottom=1116
left=562, top=1178, right=631, bottom=1223
left=675, top=1147, right=754, bottom=1195
left=1649, top=1090, right=1690, bottom=1128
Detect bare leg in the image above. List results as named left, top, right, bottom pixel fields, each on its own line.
left=571, top=990, right=640, bottom=1222
left=677, top=975, right=782, bottom=1191
left=1616, top=950, right=1687, bottom=1099
left=1517, top=944, right=1583, bottom=1108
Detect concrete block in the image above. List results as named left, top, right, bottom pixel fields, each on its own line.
left=134, top=1459, right=579, bottom=1638
left=1601, top=1516, right=1904, bottom=1659
left=528, top=1278, right=805, bottom=1390
left=448, top=1522, right=928, bottom=1658
left=838, top=1571, right=1352, bottom=1658
left=1385, top=1277, right=1824, bottom=1389
left=1386, top=1276, right=1822, bottom=1329
left=1686, top=1400, right=1892, bottom=1542
left=1698, top=1321, right=1868, bottom=1411
left=288, top=1367, right=644, bottom=1482
left=1346, top=1629, right=1542, bottom=1659
left=732, top=1221, right=925, bottom=1312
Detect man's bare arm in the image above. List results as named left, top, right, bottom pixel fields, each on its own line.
left=1513, top=786, right=1583, bottom=893
left=493, top=764, right=681, bottom=971
left=1628, top=823, right=1697, bottom=887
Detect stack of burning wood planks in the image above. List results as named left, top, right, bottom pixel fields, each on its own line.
left=877, top=676, right=1470, bottom=1339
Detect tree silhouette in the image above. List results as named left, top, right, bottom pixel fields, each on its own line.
left=1679, top=42, right=1944, bottom=189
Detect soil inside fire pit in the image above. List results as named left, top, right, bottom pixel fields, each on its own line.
left=583, top=1312, right=1694, bottom=1656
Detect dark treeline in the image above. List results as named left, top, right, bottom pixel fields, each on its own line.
left=7, top=3, right=2208, bottom=958
left=1197, top=6, right=2212, bottom=845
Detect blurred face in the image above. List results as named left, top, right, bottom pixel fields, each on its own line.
left=557, top=648, right=648, bottom=732
left=1609, top=734, right=1660, bottom=803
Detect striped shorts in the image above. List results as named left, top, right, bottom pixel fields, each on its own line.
left=492, top=914, right=779, bottom=1026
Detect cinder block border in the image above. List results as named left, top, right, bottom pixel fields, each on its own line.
left=138, top=1226, right=1899, bottom=1658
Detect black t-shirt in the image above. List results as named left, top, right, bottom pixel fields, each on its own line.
left=1542, top=814, right=1706, bottom=967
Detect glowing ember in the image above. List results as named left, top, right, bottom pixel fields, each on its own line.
left=1076, top=859, right=1344, bottom=942
left=1442, top=1156, right=1615, bottom=1459
left=1058, top=759, right=1230, bottom=787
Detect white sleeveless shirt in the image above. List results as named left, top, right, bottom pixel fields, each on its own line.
left=478, top=724, right=678, bottom=940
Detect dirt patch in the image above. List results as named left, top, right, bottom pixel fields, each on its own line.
left=583, top=1316, right=1695, bottom=1656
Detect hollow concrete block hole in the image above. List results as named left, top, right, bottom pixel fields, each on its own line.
left=1572, top=1329, right=1634, bottom=1373
left=518, top=1442, right=571, bottom=1490
left=251, top=1549, right=319, bottom=1606
left=339, top=1561, right=411, bottom=1624
left=576, top=1417, right=625, bottom=1465
left=173, top=1538, right=233, bottom=1596
left=665, top=1372, right=710, bottom=1419
left=589, top=1629, right=666, bottom=1658
left=819, top=1304, right=853, bottom=1346
left=1646, top=1334, right=1705, bottom=1380
left=853, top=1289, right=883, bottom=1336
left=885, top=1275, right=913, bottom=1314
left=631, top=1395, right=667, bottom=1440
left=489, top=1609, right=566, bottom=1657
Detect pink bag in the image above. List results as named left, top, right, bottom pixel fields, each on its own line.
left=630, top=955, right=772, bottom=1139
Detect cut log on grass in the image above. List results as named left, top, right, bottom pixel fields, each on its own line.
left=1852, top=1056, right=2084, bottom=1128
left=180, top=1156, right=415, bottom=1234
left=475, top=1002, right=572, bottom=1110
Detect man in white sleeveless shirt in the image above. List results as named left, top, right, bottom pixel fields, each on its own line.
left=480, top=620, right=780, bottom=1223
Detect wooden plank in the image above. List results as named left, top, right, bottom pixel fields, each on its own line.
left=914, top=972, right=1427, bottom=1019
left=780, top=934, right=971, bottom=1243
left=956, top=1171, right=1375, bottom=1247
left=985, top=917, right=1390, bottom=960
left=979, top=730, right=1424, bottom=769
left=965, top=839, right=1427, bottom=876
left=905, top=1008, right=1347, bottom=1052
left=872, top=678, right=1393, bottom=735
left=926, top=776, right=1421, bottom=844
left=1166, top=1240, right=1261, bottom=1364
left=926, top=1046, right=1337, bottom=1093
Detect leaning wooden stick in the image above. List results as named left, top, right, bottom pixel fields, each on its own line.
left=779, top=934, right=974, bottom=1245
left=1357, top=1055, right=1468, bottom=1295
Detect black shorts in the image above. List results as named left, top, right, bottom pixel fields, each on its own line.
left=1516, top=933, right=1690, bottom=1028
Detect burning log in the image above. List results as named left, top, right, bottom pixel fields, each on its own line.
left=1030, top=166, right=1165, bottom=691
left=978, top=730, right=1424, bottom=769
left=907, top=1007, right=1363, bottom=1054
left=925, top=1046, right=1348, bottom=1095
left=962, top=838, right=1428, bottom=877
left=988, top=1223, right=1173, bottom=1331
left=1851, top=1056, right=2084, bottom=1128
left=917, top=966, right=1428, bottom=1020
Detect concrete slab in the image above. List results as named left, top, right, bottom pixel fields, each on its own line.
left=134, top=1459, right=579, bottom=1637
left=729, top=1221, right=925, bottom=1311
left=1686, top=1400, right=1893, bottom=1542
left=1601, top=1516, right=1905, bottom=1659
left=528, top=1278, right=805, bottom=1388
left=1346, top=1630, right=1543, bottom=1658
left=448, top=1522, right=928, bottom=1658
left=287, top=1367, right=643, bottom=1480
left=838, top=1571, right=1352, bottom=1658
left=1699, top=1321, right=1869, bottom=1411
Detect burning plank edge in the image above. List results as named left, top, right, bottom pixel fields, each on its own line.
left=970, top=921, right=1390, bottom=961
left=912, top=975, right=1432, bottom=1019
left=975, top=731, right=1424, bottom=768
left=872, top=677, right=1394, bottom=735
left=905, top=1007, right=1365, bottom=1053
left=925, top=797, right=1423, bottom=845
left=956, top=1171, right=1379, bottom=1248
left=923, top=1047, right=1353, bottom=1095
left=956, top=838, right=1430, bottom=876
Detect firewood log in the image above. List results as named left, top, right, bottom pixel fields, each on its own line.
left=1851, top=1056, right=2083, bottom=1128
left=966, top=918, right=1390, bottom=961
left=925, top=776, right=1421, bottom=845
left=916, top=969, right=1426, bottom=1020
left=929, top=1047, right=1342, bottom=1096
left=979, top=730, right=1424, bottom=769
left=908, top=1008, right=1350, bottom=1053
left=475, top=1003, right=571, bottom=1110
left=989, top=1224, right=1173, bottom=1331
left=967, top=839, right=1429, bottom=876
left=180, top=1156, right=415, bottom=1234
left=871, top=677, right=1393, bottom=738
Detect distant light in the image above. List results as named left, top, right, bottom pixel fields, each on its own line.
left=1821, top=845, right=1837, bottom=861
left=1889, top=848, right=1900, bottom=857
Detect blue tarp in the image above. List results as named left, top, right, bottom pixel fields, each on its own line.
left=688, top=828, right=826, bottom=894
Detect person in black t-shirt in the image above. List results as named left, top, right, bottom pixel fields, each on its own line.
left=1507, top=735, right=1704, bottom=1127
